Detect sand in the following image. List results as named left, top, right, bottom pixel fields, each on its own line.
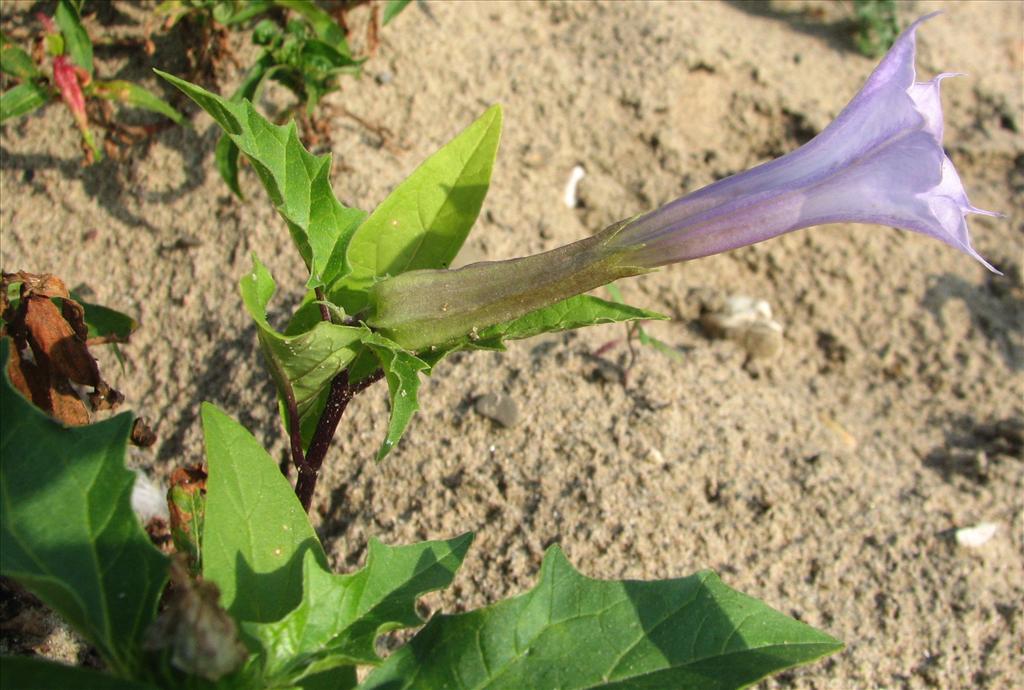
left=1, top=1, right=1022, bottom=687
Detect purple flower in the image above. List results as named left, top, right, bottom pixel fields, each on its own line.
left=608, top=14, right=999, bottom=272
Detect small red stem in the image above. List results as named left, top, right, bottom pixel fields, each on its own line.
left=294, top=370, right=383, bottom=512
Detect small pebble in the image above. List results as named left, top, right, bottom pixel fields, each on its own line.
left=375, top=70, right=394, bottom=85
left=474, top=393, right=520, bottom=428
left=590, top=358, right=623, bottom=384
left=702, top=295, right=784, bottom=359
left=521, top=144, right=551, bottom=169
left=955, top=522, right=999, bottom=548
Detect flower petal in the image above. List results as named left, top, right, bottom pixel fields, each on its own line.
left=609, top=13, right=999, bottom=273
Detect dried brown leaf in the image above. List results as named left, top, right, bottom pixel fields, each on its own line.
left=167, top=465, right=207, bottom=575
left=23, top=292, right=100, bottom=387
left=144, top=556, right=246, bottom=681
left=2, top=272, right=126, bottom=423
left=130, top=417, right=157, bottom=447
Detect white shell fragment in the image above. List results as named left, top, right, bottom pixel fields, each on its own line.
left=564, top=164, right=586, bottom=208
left=955, top=522, right=999, bottom=548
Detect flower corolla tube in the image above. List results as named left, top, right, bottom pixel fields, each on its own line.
left=607, top=13, right=998, bottom=272
left=368, top=15, right=999, bottom=351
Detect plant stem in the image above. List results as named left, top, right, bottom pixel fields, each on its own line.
left=279, top=383, right=306, bottom=479
left=294, top=369, right=384, bottom=512
left=314, top=287, right=331, bottom=323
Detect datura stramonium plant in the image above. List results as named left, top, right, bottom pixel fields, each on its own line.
left=368, top=15, right=999, bottom=351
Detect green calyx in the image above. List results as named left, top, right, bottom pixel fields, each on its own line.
left=367, top=220, right=649, bottom=351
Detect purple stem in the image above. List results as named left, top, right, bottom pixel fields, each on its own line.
left=295, top=369, right=384, bottom=512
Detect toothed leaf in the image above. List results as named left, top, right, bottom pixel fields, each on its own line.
left=248, top=534, right=472, bottom=685
left=361, top=546, right=842, bottom=690
left=0, top=339, right=167, bottom=675
left=158, top=71, right=365, bottom=289
left=240, top=256, right=363, bottom=449
left=359, top=331, right=428, bottom=460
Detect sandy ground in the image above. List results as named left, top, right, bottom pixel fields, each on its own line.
left=2, top=1, right=1022, bottom=687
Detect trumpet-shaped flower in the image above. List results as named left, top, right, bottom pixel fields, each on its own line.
left=369, top=15, right=998, bottom=351
left=608, top=13, right=998, bottom=272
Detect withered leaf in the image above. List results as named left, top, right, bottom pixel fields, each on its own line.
left=144, top=556, right=247, bottom=681
left=168, top=466, right=207, bottom=577
left=24, top=295, right=101, bottom=388
left=130, top=417, right=157, bottom=447
left=2, top=272, right=125, bottom=424
left=5, top=333, right=90, bottom=425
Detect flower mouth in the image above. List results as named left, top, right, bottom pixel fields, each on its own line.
left=609, top=13, right=999, bottom=274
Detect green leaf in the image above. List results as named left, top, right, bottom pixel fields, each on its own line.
left=89, top=80, right=185, bottom=124
left=283, top=291, right=331, bottom=335
left=418, top=295, right=667, bottom=371
left=361, top=546, right=842, bottom=690
left=217, top=52, right=275, bottom=199
left=221, top=0, right=275, bottom=25
left=276, top=0, right=350, bottom=55
left=0, top=339, right=168, bottom=676
left=216, top=133, right=245, bottom=199
left=1, top=34, right=40, bottom=80
left=382, top=0, right=412, bottom=26
left=249, top=534, right=472, bottom=686
left=300, top=38, right=362, bottom=76
left=157, top=70, right=366, bottom=289
left=477, top=294, right=666, bottom=346
left=71, top=293, right=139, bottom=368
left=359, top=331, right=428, bottom=460
left=333, top=105, right=502, bottom=314
left=44, top=32, right=64, bottom=58
left=200, top=403, right=327, bottom=623
left=0, top=656, right=158, bottom=690
left=240, top=255, right=364, bottom=448
left=54, top=0, right=93, bottom=75
left=73, top=294, right=139, bottom=342
left=294, top=666, right=358, bottom=690
left=0, top=81, right=51, bottom=123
